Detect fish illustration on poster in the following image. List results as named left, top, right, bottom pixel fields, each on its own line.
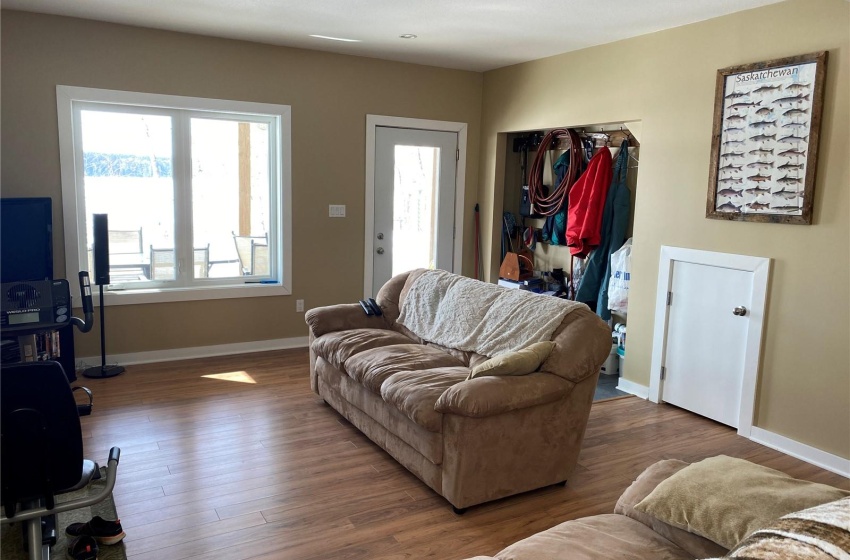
left=706, top=52, right=827, bottom=225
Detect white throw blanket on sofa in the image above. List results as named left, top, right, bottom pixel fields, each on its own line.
left=397, top=269, right=587, bottom=357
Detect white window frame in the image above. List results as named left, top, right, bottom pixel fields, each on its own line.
left=57, top=86, right=292, bottom=306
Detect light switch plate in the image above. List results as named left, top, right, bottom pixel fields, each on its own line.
left=329, top=204, right=346, bottom=218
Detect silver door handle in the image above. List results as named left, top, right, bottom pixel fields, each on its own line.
left=376, top=247, right=384, bottom=255
left=733, top=306, right=747, bottom=316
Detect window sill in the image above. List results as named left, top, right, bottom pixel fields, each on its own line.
left=92, top=282, right=291, bottom=306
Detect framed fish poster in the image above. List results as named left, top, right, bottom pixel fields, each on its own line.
left=706, top=51, right=827, bottom=225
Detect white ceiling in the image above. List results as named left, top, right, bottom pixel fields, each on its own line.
left=4, top=0, right=784, bottom=72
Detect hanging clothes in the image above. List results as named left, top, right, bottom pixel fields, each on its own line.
left=566, top=147, right=613, bottom=258
left=542, top=151, right=572, bottom=245
left=582, top=138, right=594, bottom=163
left=575, top=141, right=632, bottom=319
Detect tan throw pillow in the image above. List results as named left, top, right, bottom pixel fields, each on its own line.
left=634, top=455, right=850, bottom=550
left=467, top=342, right=555, bottom=379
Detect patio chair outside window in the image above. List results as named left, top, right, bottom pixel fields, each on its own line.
left=233, top=232, right=269, bottom=276
left=251, top=242, right=269, bottom=277
left=108, top=229, right=143, bottom=254
left=149, top=245, right=210, bottom=281
left=90, top=228, right=146, bottom=282
left=194, top=246, right=210, bottom=278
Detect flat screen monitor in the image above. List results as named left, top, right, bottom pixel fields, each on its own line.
left=1, top=197, right=54, bottom=283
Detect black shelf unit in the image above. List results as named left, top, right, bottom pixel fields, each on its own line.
left=1, top=324, right=76, bottom=383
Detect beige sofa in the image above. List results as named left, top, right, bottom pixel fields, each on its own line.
left=465, top=457, right=849, bottom=559
left=305, top=269, right=611, bottom=511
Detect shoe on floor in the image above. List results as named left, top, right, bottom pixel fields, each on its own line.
left=65, top=515, right=126, bottom=545
left=66, top=535, right=99, bottom=560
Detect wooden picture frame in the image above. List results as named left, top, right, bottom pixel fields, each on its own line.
left=706, top=51, right=827, bottom=225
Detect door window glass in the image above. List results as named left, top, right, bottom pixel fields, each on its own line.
left=391, top=145, right=440, bottom=276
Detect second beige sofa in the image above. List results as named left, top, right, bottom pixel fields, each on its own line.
left=465, top=457, right=849, bottom=559
left=306, top=269, right=611, bottom=512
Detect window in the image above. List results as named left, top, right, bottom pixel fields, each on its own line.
left=57, top=86, right=291, bottom=304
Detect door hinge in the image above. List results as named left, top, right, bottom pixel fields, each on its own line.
left=660, top=366, right=666, bottom=380
left=456, top=148, right=460, bottom=161
left=666, top=291, right=672, bottom=306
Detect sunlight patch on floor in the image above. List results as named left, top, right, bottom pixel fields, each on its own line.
left=201, top=370, right=257, bottom=384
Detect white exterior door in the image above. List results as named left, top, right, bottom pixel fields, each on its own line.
left=371, top=126, right=458, bottom=296
left=661, top=261, right=754, bottom=428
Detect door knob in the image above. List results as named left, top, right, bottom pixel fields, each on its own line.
left=377, top=233, right=384, bottom=240
left=733, top=306, right=748, bottom=316
left=376, top=247, right=384, bottom=255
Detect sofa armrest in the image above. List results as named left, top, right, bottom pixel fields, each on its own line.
left=434, top=373, right=573, bottom=418
left=305, top=303, right=388, bottom=337
left=545, top=308, right=613, bottom=384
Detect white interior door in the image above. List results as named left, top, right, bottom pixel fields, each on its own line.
left=661, top=261, right=754, bottom=428
left=371, top=126, right=458, bottom=295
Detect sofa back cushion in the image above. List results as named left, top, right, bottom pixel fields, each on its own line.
left=379, top=269, right=611, bottom=384
left=377, top=269, right=424, bottom=343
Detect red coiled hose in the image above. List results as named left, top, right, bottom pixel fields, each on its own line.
left=527, top=128, right=582, bottom=216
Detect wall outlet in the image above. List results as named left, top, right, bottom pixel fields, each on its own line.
left=296, top=299, right=304, bottom=313
left=329, top=204, right=346, bottom=218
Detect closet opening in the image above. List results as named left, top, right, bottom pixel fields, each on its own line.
left=491, top=121, right=641, bottom=398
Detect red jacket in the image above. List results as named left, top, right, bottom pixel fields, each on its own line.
left=567, top=147, right=613, bottom=257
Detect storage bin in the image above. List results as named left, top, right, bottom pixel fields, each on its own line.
left=601, top=343, right=619, bottom=376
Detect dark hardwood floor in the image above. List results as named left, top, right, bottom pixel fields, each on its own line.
left=77, top=348, right=848, bottom=559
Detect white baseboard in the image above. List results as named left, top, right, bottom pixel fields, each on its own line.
left=611, top=377, right=848, bottom=477
left=750, top=426, right=850, bottom=478
left=78, top=336, right=309, bottom=368
left=616, top=377, right=649, bottom=399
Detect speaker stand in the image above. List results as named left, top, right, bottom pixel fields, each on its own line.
left=82, top=284, right=124, bottom=379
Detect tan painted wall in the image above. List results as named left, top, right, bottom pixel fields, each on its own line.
left=478, top=0, right=849, bottom=458
left=1, top=12, right=483, bottom=357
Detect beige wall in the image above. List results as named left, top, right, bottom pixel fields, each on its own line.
left=1, top=12, right=483, bottom=356
left=478, top=0, right=849, bottom=458
left=3, top=3, right=848, bottom=459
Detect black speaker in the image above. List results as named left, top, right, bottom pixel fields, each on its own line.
left=85, top=213, right=124, bottom=379
left=92, top=214, right=110, bottom=286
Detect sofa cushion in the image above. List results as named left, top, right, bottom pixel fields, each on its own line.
left=311, top=328, right=413, bottom=370
left=316, top=357, right=444, bottom=464
left=344, top=344, right=465, bottom=394
left=425, top=341, right=473, bottom=366
left=469, top=342, right=556, bottom=379
left=468, top=353, right=489, bottom=369
left=634, top=455, right=850, bottom=550
left=491, top=514, right=694, bottom=560
left=381, top=367, right=470, bottom=433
